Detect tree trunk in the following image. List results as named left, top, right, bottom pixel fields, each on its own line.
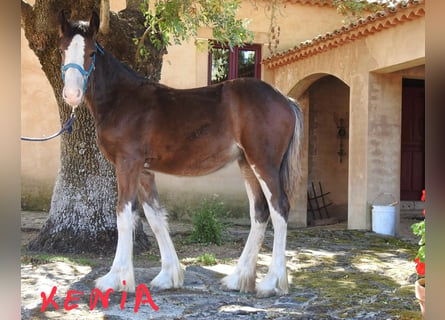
left=22, top=0, right=164, bottom=253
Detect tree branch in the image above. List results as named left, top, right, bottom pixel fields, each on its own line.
left=100, top=0, right=110, bottom=34
left=20, top=0, right=33, bottom=29
left=135, top=24, right=153, bottom=61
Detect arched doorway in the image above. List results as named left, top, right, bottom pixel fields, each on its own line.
left=290, top=74, right=350, bottom=226
left=307, top=75, right=349, bottom=224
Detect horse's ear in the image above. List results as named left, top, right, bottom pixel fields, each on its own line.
left=89, top=11, right=100, bottom=37
left=58, top=9, right=70, bottom=37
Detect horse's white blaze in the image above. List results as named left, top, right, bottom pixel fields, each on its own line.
left=62, top=34, right=86, bottom=106
left=222, top=180, right=267, bottom=292
left=142, top=202, right=184, bottom=289
left=95, top=202, right=135, bottom=292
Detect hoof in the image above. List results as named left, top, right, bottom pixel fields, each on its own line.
left=256, top=273, right=288, bottom=298
left=221, top=271, right=256, bottom=293
left=150, top=267, right=184, bottom=290
left=95, top=269, right=135, bottom=292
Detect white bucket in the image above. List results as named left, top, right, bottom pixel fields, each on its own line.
left=372, top=205, right=396, bottom=236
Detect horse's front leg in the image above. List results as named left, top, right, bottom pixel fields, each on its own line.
left=95, top=165, right=139, bottom=292
left=138, top=171, right=184, bottom=289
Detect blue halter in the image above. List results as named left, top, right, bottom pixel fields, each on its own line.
left=61, top=43, right=104, bottom=95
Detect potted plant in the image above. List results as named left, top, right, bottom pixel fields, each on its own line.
left=411, top=189, right=425, bottom=319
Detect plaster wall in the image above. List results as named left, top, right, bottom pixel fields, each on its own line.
left=367, top=73, right=402, bottom=234
left=20, top=29, right=60, bottom=210
left=366, top=64, right=424, bottom=232
left=366, top=19, right=425, bottom=72
left=272, top=15, right=425, bottom=230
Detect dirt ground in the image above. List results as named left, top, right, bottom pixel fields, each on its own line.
left=21, top=211, right=423, bottom=319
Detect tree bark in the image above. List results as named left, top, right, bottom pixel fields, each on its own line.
left=22, top=0, right=163, bottom=253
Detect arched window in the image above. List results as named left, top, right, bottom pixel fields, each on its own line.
left=208, top=43, right=261, bottom=85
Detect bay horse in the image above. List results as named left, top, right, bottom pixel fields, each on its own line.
left=58, top=10, right=303, bottom=298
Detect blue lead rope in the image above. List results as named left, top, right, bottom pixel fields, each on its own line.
left=21, top=112, right=75, bottom=142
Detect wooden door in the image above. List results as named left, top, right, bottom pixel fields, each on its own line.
left=400, top=79, right=425, bottom=200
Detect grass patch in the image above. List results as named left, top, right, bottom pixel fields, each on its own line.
left=388, top=309, right=422, bottom=320
left=291, top=269, right=419, bottom=317
left=21, top=254, right=97, bottom=267
left=189, top=198, right=229, bottom=245
left=197, top=253, right=217, bottom=265
left=181, top=252, right=218, bottom=266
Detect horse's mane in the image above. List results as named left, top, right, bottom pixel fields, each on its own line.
left=66, top=20, right=91, bottom=38
left=96, top=44, right=166, bottom=90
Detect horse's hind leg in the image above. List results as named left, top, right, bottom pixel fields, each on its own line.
left=138, top=171, right=184, bottom=289
left=252, top=168, right=290, bottom=298
left=221, top=157, right=269, bottom=293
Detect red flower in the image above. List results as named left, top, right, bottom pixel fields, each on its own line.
left=413, top=189, right=426, bottom=277
left=421, top=189, right=425, bottom=216
left=415, top=257, right=425, bottom=276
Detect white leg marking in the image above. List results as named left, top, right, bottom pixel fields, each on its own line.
left=95, top=202, right=135, bottom=292
left=256, top=209, right=288, bottom=297
left=222, top=180, right=267, bottom=292
left=142, top=202, right=184, bottom=289
left=250, top=171, right=289, bottom=297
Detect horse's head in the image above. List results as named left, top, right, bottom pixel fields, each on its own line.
left=58, top=10, right=100, bottom=107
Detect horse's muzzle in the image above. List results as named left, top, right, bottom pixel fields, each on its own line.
left=62, top=85, right=83, bottom=107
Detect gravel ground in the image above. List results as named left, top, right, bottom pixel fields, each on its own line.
left=21, top=211, right=423, bottom=319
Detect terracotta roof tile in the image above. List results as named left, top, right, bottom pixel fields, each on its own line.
left=286, top=0, right=334, bottom=7
left=263, top=0, right=425, bottom=69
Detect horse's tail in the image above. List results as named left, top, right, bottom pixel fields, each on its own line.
left=281, top=98, right=304, bottom=209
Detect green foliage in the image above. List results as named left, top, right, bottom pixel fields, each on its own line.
left=134, top=0, right=401, bottom=59
left=210, top=46, right=229, bottom=83
left=21, top=254, right=97, bottom=267
left=137, top=0, right=254, bottom=57
left=189, top=199, right=228, bottom=245
left=197, top=252, right=217, bottom=265
left=411, top=218, right=425, bottom=261
left=333, top=0, right=402, bottom=23
left=334, top=0, right=381, bottom=16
